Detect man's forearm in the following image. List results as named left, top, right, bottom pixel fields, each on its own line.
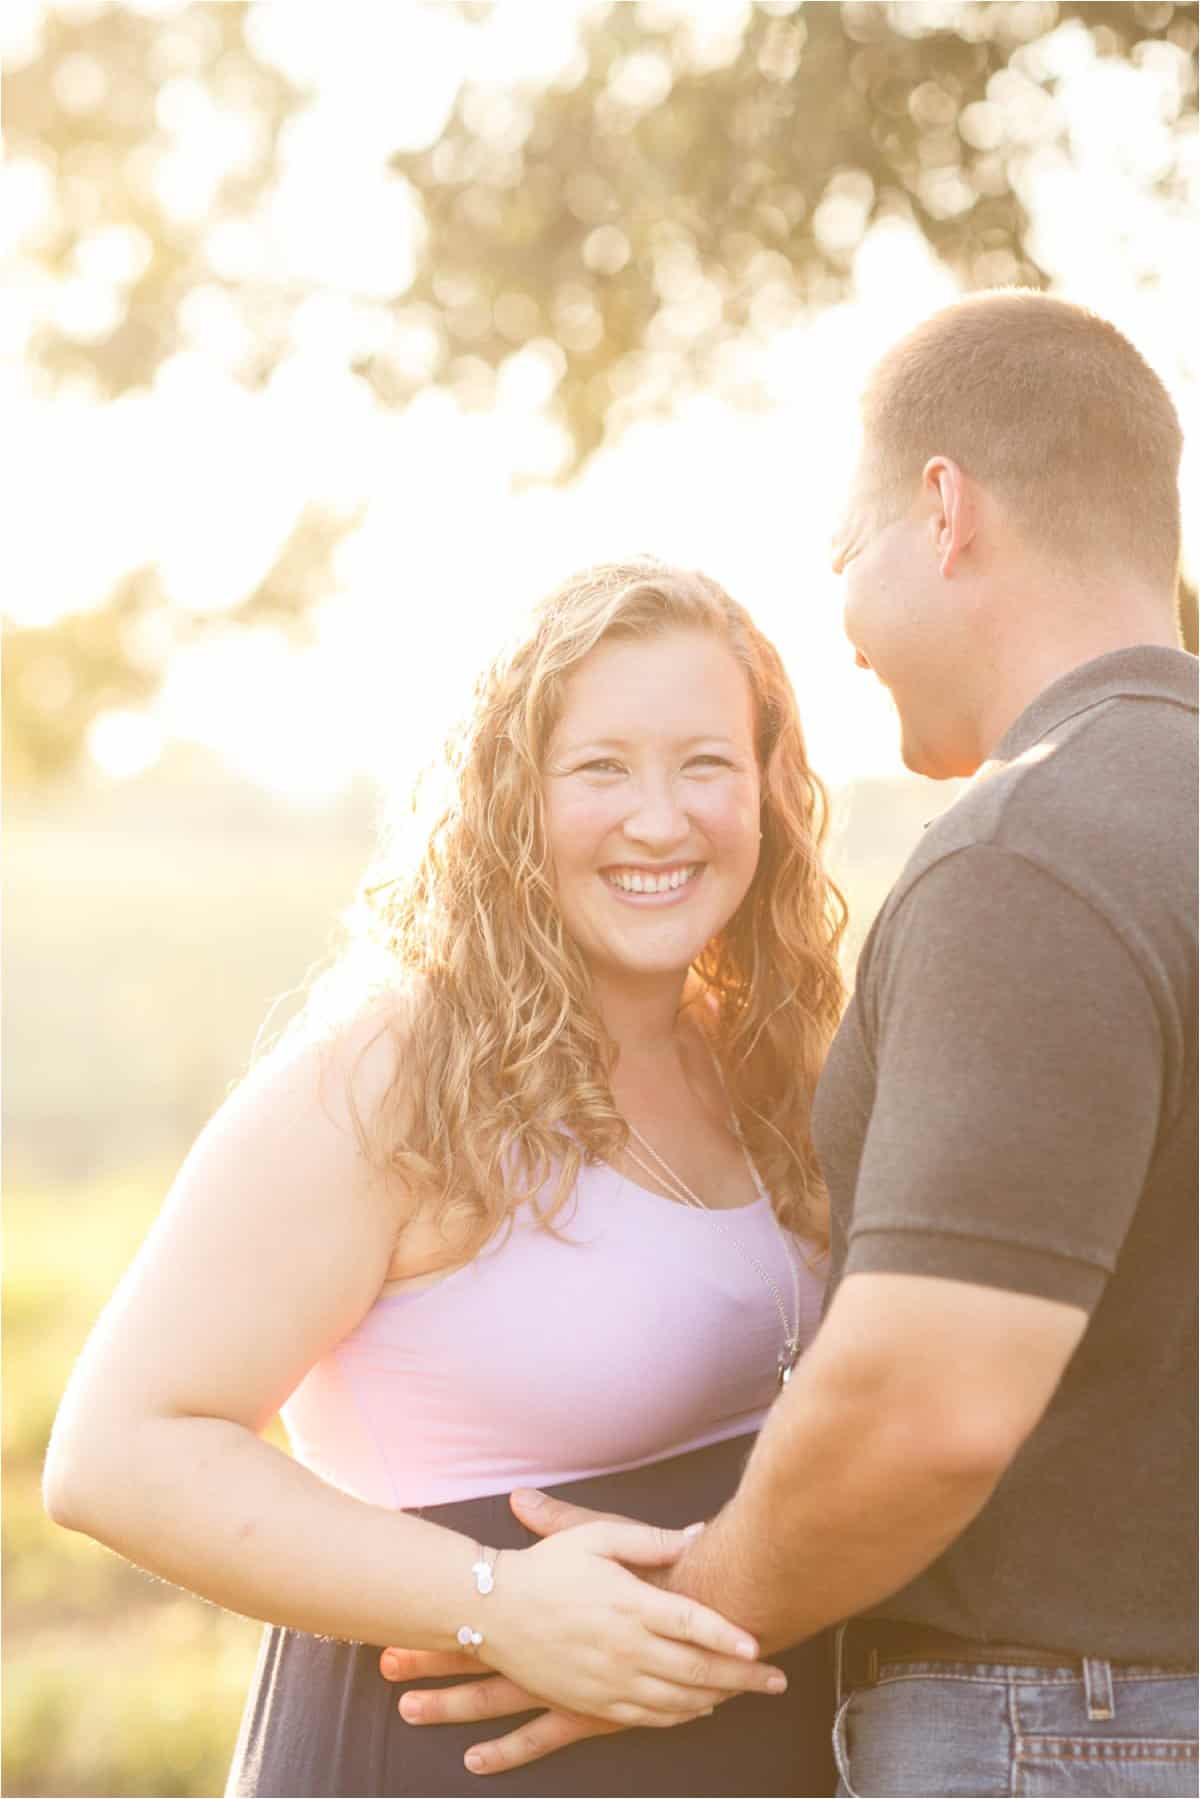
left=662, top=1342, right=1003, bottom=1650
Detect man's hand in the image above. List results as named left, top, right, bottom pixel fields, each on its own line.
left=507, top=1487, right=647, bottom=1536
left=379, top=1647, right=617, bottom=1774
left=507, top=1486, right=677, bottom=1540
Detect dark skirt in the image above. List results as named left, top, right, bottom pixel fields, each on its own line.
left=226, top=1434, right=836, bottom=1797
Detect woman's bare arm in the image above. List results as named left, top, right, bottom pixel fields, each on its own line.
left=43, top=1020, right=782, bottom=1724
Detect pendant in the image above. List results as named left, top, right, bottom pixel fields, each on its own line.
left=777, top=1341, right=801, bottom=1388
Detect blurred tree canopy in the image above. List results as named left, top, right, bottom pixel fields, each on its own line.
left=5, top=0, right=1197, bottom=781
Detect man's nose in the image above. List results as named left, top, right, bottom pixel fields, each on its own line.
left=854, top=648, right=872, bottom=670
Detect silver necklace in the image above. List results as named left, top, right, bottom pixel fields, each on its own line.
left=621, top=1108, right=804, bottom=1389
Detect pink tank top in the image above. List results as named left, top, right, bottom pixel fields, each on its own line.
left=282, top=1161, right=826, bottom=1508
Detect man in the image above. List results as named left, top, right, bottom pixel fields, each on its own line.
left=383, top=292, right=1199, bottom=1795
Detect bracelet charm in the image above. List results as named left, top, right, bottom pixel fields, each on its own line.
left=456, top=1543, right=498, bottom=1651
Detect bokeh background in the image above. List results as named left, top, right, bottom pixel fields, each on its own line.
left=3, top=2, right=1197, bottom=1793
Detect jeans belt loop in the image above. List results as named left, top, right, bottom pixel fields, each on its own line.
left=833, top=1621, right=848, bottom=1711
left=838, top=1620, right=882, bottom=1698
left=1083, top=1655, right=1116, bottom=1722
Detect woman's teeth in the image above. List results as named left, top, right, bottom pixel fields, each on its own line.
left=605, top=864, right=700, bottom=895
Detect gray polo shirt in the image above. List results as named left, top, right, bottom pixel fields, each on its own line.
left=813, top=646, right=1198, bottom=1663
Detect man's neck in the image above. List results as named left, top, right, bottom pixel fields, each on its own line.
left=971, top=588, right=1179, bottom=768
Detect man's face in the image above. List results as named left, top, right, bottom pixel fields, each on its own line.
left=831, top=457, right=959, bottom=778
left=832, top=464, right=907, bottom=672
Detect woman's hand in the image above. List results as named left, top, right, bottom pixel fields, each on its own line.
left=384, top=1517, right=787, bottom=1731
left=481, top=1518, right=778, bottom=1726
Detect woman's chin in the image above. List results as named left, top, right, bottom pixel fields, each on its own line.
left=585, top=931, right=716, bottom=983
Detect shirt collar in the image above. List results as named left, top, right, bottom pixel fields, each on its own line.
left=983, top=645, right=1198, bottom=772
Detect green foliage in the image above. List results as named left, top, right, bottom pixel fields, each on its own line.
left=4, top=1, right=300, bottom=400
left=1, top=501, right=360, bottom=788
left=9, top=2, right=1196, bottom=443
left=2, top=571, right=164, bottom=786
left=4, top=1, right=1196, bottom=780
left=392, top=0, right=1037, bottom=462
left=389, top=0, right=1197, bottom=463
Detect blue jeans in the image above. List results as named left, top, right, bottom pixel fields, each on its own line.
left=832, top=1632, right=1198, bottom=1797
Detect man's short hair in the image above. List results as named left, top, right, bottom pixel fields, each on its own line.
left=860, top=290, right=1183, bottom=592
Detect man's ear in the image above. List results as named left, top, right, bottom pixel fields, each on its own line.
left=923, top=457, right=976, bottom=578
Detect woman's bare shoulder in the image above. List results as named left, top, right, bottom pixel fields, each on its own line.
left=266, top=976, right=430, bottom=1142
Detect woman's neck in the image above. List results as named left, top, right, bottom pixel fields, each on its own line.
left=589, top=966, right=695, bottom=1065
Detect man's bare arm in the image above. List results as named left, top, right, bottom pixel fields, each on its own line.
left=658, top=1269, right=1087, bottom=1649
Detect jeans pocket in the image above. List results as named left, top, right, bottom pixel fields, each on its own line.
left=832, top=1692, right=862, bottom=1798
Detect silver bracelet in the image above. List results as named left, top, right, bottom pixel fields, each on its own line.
left=456, top=1543, right=499, bottom=1651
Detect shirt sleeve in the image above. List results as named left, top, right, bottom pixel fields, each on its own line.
left=844, top=843, right=1164, bottom=1311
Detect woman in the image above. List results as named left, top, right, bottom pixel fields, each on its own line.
left=44, top=559, right=846, bottom=1797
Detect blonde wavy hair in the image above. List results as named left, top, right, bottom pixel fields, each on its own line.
left=343, top=558, right=846, bottom=1266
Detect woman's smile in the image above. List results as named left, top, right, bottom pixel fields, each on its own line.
left=601, top=861, right=705, bottom=902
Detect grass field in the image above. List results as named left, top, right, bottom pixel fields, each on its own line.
left=3, top=1169, right=268, bottom=1798
left=4, top=767, right=373, bottom=1797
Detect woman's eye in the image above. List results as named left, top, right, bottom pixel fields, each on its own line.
left=569, top=754, right=732, bottom=775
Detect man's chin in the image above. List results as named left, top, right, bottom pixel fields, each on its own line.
left=900, top=735, right=980, bottom=782
left=898, top=732, right=932, bottom=779
left=899, top=732, right=956, bottom=782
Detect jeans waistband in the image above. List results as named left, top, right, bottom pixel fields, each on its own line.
left=835, top=1618, right=1197, bottom=1708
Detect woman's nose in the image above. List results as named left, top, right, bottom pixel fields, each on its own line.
left=623, top=777, right=689, bottom=846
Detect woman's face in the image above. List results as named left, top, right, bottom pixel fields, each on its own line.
left=542, top=628, right=762, bottom=985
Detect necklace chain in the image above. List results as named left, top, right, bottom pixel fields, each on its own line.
left=621, top=1091, right=804, bottom=1388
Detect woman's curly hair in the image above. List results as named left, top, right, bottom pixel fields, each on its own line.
left=336, top=558, right=846, bottom=1267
